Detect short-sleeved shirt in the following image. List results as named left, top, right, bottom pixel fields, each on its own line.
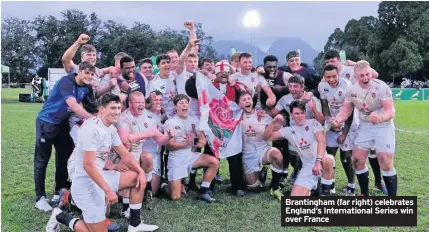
left=116, top=109, right=152, bottom=160
left=340, top=65, right=356, bottom=84
left=279, top=119, right=323, bottom=165
left=231, top=72, right=269, bottom=97
left=318, top=78, right=351, bottom=117
left=118, top=72, right=147, bottom=96
left=142, top=110, right=163, bottom=154
left=275, top=93, right=322, bottom=124
left=241, top=111, right=272, bottom=154
left=345, top=79, right=393, bottom=126
left=164, top=115, right=199, bottom=156
left=73, top=117, right=122, bottom=178
left=176, top=70, right=199, bottom=116
left=149, top=74, right=177, bottom=118
left=98, top=74, right=122, bottom=96
left=37, top=73, right=93, bottom=124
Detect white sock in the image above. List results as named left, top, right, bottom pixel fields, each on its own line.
left=68, top=218, right=78, bottom=230
left=321, top=178, right=334, bottom=185
left=348, top=183, right=356, bottom=188
left=146, top=171, right=153, bottom=182
left=130, top=203, right=142, bottom=210
left=271, top=167, right=283, bottom=173
left=201, top=181, right=210, bottom=188
left=283, top=169, right=288, bottom=174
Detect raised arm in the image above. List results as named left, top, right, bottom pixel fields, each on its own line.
left=184, top=21, right=199, bottom=54
left=62, top=34, right=90, bottom=73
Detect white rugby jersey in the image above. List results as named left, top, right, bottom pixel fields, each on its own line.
left=280, top=119, right=323, bottom=165
left=241, top=110, right=272, bottom=154
left=176, top=70, right=199, bottom=116
left=275, top=93, right=322, bottom=124
left=164, top=115, right=200, bottom=156
left=73, top=117, right=122, bottom=178
left=142, top=110, right=164, bottom=154
left=340, top=65, right=356, bottom=84
left=318, top=78, right=352, bottom=117
left=345, top=79, right=393, bottom=126
left=231, top=72, right=269, bottom=97
left=116, top=109, right=153, bottom=160
left=148, top=73, right=177, bottom=118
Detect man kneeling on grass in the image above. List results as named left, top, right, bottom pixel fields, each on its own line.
left=46, top=93, right=158, bottom=232
left=161, top=94, right=219, bottom=202
left=237, top=91, right=284, bottom=200
left=263, top=100, right=335, bottom=196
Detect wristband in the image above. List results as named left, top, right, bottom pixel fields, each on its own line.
left=316, top=157, right=322, bottom=162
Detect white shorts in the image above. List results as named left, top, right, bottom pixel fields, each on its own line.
left=326, top=126, right=358, bottom=151
left=294, top=163, right=320, bottom=191
left=71, top=171, right=120, bottom=223
left=167, top=153, right=201, bottom=181
left=67, top=149, right=77, bottom=182
left=354, top=123, right=395, bottom=154
left=242, top=146, right=273, bottom=175
left=152, top=152, right=161, bottom=176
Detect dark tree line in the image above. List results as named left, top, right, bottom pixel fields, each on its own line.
left=313, top=1, right=429, bottom=85
left=1, top=9, right=217, bottom=84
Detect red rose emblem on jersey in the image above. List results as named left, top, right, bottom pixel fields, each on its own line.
left=209, top=96, right=235, bottom=131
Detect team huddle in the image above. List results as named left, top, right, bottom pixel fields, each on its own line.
left=32, top=22, right=398, bottom=232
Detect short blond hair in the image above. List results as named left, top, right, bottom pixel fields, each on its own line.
left=129, top=91, right=145, bottom=102
left=354, top=60, right=371, bottom=71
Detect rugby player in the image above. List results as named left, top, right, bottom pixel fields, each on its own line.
left=318, top=64, right=356, bottom=195
left=115, top=91, right=175, bottom=218
left=238, top=92, right=284, bottom=200
left=264, top=101, right=335, bottom=196
left=161, top=94, right=219, bottom=202
left=230, top=52, right=276, bottom=109
left=331, top=60, right=397, bottom=196
left=46, top=93, right=158, bottom=232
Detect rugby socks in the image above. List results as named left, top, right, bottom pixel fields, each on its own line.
left=368, top=153, right=382, bottom=185
left=270, top=167, right=283, bottom=190
left=200, top=181, right=211, bottom=194
left=129, top=203, right=142, bottom=227
left=382, top=170, right=398, bottom=196
left=122, top=197, right=130, bottom=212
left=56, top=212, right=79, bottom=230
left=355, top=166, right=370, bottom=196
left=321, top=178, right=334, bottom=196
left=340, top=150, right=355, bottom=184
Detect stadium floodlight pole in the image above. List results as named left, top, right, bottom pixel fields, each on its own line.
left=243, top=10, right=261, bottom=65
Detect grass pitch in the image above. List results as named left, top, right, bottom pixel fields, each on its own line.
left=1, top=88, right=428, bottom=231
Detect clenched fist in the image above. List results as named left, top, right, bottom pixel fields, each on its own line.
left=184, top=21, right=194, bottom=30
left=77, top=33, right=90, bottom=45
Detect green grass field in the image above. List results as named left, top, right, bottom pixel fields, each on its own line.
left=2, top=88, right=429, bottom=232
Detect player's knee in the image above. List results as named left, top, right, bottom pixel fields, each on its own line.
left=271, top=149, right=283, bottom=162
left=208, top=156, right=219, bottom=168
left=322, top=155, right=335, bottom=169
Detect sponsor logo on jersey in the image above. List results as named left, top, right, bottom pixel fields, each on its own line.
left=372, top=92, right=376, bottom=98
left=324, top=88, right=329, bottom=92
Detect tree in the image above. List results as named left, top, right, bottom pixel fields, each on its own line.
left=323, top=28, right=345, bottom=51
left=1, top=17, right=38, bottom=83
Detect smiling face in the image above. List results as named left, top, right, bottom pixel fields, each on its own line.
left=121, top=61, right=136, bottom=80
left=77, top=68, right=94, bottom=85
left=140, top=62, right=153, bottom=78
left=186, top=56, right=198, bottom=72
left=238, top=93, right=253, bottom=114
left=355, top=66, right=372, bottom=88
left=81, top=52, right=97, bottom=66
left=158, top=59, right=170, bottom=77
left=168, top=51, right=179, bottom=69
left=264, top=61, right=277, bottom=78
left=216, top=71, right=229, bottom=84
left=287, top=57, right=301, bottom=72
left=101, top=101, right=122, bottom=125
left=129, top=95, right=145, bottom=115
left=150, top=93, right=163, bottom=113
left=323, top=69, right=339, bottom=87
left=288, top=82, right=304, bottom=98
left=239, top=57, right=253, bottom=72
left=175, top=98, right=189, bottom=118
left=291, top=107, right=306, bottom=125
